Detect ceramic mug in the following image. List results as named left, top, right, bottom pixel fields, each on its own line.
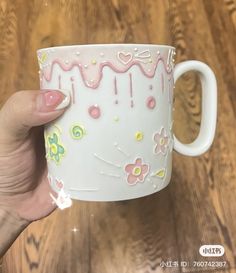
left=37, top=44, right=217, bottom=206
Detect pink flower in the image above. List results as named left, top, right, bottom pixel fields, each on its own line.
left=153, top=127, right=169, bottom=155
left=125, top=158, right=149, bottom=185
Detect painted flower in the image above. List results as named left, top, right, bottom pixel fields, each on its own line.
left=153, top=127, right=169, bottom=155
left=125, top=158, right=149, bottom=185
left=47, top=132, right=65, bottom=164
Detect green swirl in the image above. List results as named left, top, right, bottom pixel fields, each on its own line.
left=71, top=125, right=85, bottom=140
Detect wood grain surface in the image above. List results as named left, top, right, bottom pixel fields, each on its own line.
left=1, top=0, right=236, bottom=272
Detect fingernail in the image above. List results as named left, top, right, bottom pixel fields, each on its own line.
left=37, top=89, right=71, bottom=112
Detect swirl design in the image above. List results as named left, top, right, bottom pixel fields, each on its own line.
left=71, top=124, right=86, bottom=140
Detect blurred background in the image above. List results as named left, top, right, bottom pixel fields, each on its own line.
left=0, top=0, right=236, bottom=272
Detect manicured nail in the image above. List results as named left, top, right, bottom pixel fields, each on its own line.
left=37, top=89, right=71, bottom=112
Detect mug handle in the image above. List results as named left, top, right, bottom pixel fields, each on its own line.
left=173, top=60, right=217, bottom=156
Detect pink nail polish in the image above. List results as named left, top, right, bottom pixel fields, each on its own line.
left=45, top=91, right=64, bottom=107
left=37, top=90, right=65, bottom=112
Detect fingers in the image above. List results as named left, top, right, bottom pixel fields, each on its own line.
left=15, top=173, right=58, bottom=222
left=0, top=90, right=70, bottom=143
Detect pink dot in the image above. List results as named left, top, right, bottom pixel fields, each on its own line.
left=146, top=96, right=156, bottom=109
left=88, top=105, right=101, bottom=119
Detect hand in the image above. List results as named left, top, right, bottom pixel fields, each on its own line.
left=0, top=90, right=70, bottom=222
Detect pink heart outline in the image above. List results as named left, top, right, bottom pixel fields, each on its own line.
left=117, top=51, right=133, bottom=65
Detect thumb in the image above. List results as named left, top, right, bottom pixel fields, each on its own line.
left=0, top=89, right=70, bottom=143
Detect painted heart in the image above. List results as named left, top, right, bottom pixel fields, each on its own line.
left=55, top=179, right=64, bottom=189
left=117, top=51, right=133, bottom=65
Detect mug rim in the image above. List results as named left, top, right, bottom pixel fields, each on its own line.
left=37, top=43, right=176, bottom=53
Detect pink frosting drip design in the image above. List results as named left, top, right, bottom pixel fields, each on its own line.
left=129, top=73, right=134, bottom=108
left=161, top=73, right=164, bottom=93
left=38, top=47, right=175, bottom=89
left=70, top=76, right=75, bottom=104
left=58, top=75, right=61, bottom=89
left=114, top=76, right=118, bottom=104
left=168, top=77, right=174, bottom=103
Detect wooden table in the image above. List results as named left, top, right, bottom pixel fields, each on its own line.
left=1, top=0, right=236, bottom=272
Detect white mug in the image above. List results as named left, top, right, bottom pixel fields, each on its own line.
left=37, top=44, right=217, bottom=206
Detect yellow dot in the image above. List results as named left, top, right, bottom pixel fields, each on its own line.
left=91, top=59, right=97, bottom=65
left=149, top=58, right=152, bottom=63
left=160, top=138, right=165, bottom=145
left=51, top=143, right=58, bottom=154
left=114, top=116, right=119, bottom=122
left=135, top=131, right=144, bottom=141
left=133, top=166, right=142, bottom=176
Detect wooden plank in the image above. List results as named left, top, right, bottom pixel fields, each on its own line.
left=202, top=0, right=236, bottom=267
left=89, top=189, right=180, bottom=273
left=170, top=0, right=236, bottom=271
left=2, top=202, right=90, bottom=273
